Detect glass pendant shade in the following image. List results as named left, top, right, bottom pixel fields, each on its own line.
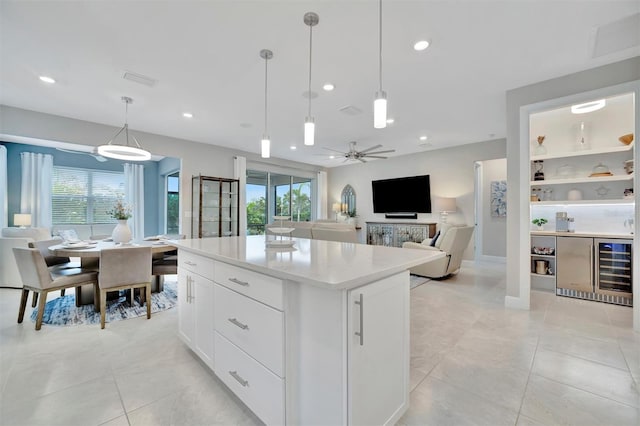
left=304, top=117, right=315, bottom=146
left=261, top=137, right=271, bottom=158
left=374, top=91, right=387, bottom=129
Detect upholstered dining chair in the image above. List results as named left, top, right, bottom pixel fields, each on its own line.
left=149, top=234, right=185, bottom=294
left=13, top=247, right=99, bottom=330
left=28, top=239, right=82, bottom=306
left=98, top=246, right=152, bottom=329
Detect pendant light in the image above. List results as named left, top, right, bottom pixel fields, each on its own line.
left=304, top=12, right=319, bottom=146
left=373, top=0, right=387, bottom=129
left=260, top=49, right=273, bottom=158
left=97, top=96, right=151, bottom=161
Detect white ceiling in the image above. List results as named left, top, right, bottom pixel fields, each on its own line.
left=1, top=1, right=639, bottom=167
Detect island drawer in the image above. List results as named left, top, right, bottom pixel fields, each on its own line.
left=215, top=332, right=284, bottom=426
left=214, top=283, right=284, bottom=377
left=179, top=250, right=215, bottom=278
left=214, top=261, right=283, bottom=310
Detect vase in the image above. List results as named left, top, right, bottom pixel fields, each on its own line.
left=537, top=225, right=544, bottom=231
left=112, top=219, right=132, bottom=244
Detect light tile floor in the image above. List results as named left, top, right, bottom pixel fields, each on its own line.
left=0, top=263, right=637, bottom=426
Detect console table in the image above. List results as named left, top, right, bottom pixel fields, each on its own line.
left=366, top=222, right=437, bottom=247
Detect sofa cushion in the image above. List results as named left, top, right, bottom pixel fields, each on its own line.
left=1, top=227, right=51, bottom=241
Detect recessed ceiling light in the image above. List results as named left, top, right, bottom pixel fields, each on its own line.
left=323, top=83, right=335, bottom=91
left=571, top=99, right=606, bottom=114
left=39, top=76, right=55, bottom=84
left=290, top=145, right=297, bottom=150
left=419, top=135, right=428, bottom=141
left=386, top=118, right=395, bottom=124
left=413, top=40, right=430, bottom=51
left=183, top=112, right=193, bottom=118
left=329, top=155, right=335, bottom=159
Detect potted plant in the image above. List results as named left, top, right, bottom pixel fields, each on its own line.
left=346, top=209, right=358, bottom=226
left=532, top=218, right=548, bottom=231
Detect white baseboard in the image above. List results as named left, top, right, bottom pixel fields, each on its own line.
left=504, top=295, right=530, bottom=310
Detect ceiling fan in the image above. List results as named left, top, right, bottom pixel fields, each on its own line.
left=55, top=147, right=108, bottom=162
left=323, top=141, right=395, bottom=163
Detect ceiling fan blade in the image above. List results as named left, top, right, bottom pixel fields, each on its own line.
left=358, top=158, right=367, bottom=163
left=363, top=155, right=388, bottom=159
left=364, top=149, right=395, bottom=155
left=323, top=147, right=348, bottom=154
left=359, top=144, right=383, bottom=153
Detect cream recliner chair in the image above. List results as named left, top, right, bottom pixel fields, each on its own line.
left=402, top=224, right=474, bottom=279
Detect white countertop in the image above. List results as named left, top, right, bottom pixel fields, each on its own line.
left=531, top=230, right=633, bottom=238
left=172, top=235, right=445, bottom=290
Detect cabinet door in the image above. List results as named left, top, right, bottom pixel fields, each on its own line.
left=177, top=267, right=194, bottom=347
left=348, top=272, right=409, bottom=425
left=556, top=237, right=593, bottom=292
left=193, top=274, right=214, bottom=367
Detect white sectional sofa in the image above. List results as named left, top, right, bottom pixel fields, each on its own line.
left=51, top=224, right=115, bottom=241
left=266, top=220, right=358, bottom=243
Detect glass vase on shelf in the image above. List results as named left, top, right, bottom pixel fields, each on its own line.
left=575, top=121, right=590, bottom=151
left=534, top=135, right=547, bottom=156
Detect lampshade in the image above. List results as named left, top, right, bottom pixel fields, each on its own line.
left=261, top=137, right=271, bottom=158
left=304, top=118, right=315, bottom=146
left=437, top=197, right=457, bottom=213
left=97, top=97, right=151, bottom=161
left=332, top=202, right=342, bottom=212
left=14, top=213, right=31, bottom=227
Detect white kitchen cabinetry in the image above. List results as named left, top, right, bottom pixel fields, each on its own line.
left=177, top=251, right=214, bottom=368
left=348, top=274, right=409, bottom=425
left=530, top=234, right=556, bottom=292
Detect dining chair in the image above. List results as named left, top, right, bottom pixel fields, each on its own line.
left=13, top=247, right=99, bottom=330
left=98, top=246, right=152, bottom=329
left=149, top=234, right=184, bottom=294
left=28, top=239, right=82, bottom=306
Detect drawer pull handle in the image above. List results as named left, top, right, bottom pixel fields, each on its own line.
left=228, top=277, right=249, bottom=286
left=184, top=261, right=197, bottom=266
left=229, top=370, right=249, bottom=387
left=228, top=317, right=249, bottom=330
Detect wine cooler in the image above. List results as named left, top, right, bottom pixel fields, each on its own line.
left=595, top=238, right=632, bottom=298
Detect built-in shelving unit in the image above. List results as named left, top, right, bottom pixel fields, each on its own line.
left=530, top=143, right=632, bottom=161
left=530, top=173, right=633, bottom=186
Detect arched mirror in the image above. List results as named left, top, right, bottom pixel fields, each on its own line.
left=341, top=184, right=356, bottom=216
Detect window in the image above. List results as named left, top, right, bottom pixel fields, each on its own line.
left=52, top=166, right=125, bottom=224
left=166, top=172, right=179, bottom=234
left=246, top=169, right=314, bottom=235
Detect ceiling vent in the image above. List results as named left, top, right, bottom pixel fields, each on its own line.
left=338, top=105, right=363, bottom=116
left=592, top=12, right=640, bottom=58
left=122, top=71, right=157, bottom=87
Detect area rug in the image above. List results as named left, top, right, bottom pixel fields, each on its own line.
left=410, top=274, right=430, bottom=290
left=30, top=281, right=177, bottom=326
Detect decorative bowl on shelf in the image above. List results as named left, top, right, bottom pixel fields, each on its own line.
left=619, top=133, right=634, bottom=145
left=589, top=162, right=612, bottom=177
left=532, top=246, right=555, bottom=255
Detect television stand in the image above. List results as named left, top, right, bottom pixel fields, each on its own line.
left=366, top=221, right=436, bottom=247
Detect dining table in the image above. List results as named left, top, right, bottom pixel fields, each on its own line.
left=49, top=239, right=178, bottom=305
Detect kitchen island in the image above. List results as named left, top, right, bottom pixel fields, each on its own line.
left=172, top=235, right=445, bottom=425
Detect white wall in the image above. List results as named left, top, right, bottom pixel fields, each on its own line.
left=0, top=105, right=325, bottom=238
left=327, top=139, right=506, bottom=259
left=505, top=56, right=640, bottom=330
left=480, top=158, right=507, bottom=258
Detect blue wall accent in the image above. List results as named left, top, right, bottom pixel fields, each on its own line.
left=2, top=141, right=171, bottom=235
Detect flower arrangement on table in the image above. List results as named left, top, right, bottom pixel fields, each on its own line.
left=107, top=199, right=132, bottom=220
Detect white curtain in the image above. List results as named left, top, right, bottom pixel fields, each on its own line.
left=317, top=170, right=328, bottom=220
left=124, top=163, right=145, bottom=241
left=234, top=156, right=247, bottom=236
left=20, top=152, right=53, bottom=228
left=0, top=145, right=7, bottom=228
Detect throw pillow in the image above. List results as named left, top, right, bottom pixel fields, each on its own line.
left=429, top=231, right=440, bottom=247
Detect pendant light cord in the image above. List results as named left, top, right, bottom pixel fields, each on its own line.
left=124, top=98, right=130, bottom=146
left=264, top=55, right=268, bottom=134
left=378, top=0, right=383, bottom=92
left=308, top=23, right=313, bottom=117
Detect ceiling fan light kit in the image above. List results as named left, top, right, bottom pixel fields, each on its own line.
left=97, top=96, right=151, bottom=161
left=303, top=12, right=319, bottom=146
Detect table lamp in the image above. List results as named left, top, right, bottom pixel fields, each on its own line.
left=436, top=197, right=456, bottom=223
left=332, top=202, right=342, bottom=221
left=14, top=213, right=32, bottom=228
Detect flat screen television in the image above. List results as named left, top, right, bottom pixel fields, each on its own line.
left=372, top=175, right=431, bottom=213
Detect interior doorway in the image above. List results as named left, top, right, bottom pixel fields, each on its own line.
left=474, top=158, right=507, bottom=262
